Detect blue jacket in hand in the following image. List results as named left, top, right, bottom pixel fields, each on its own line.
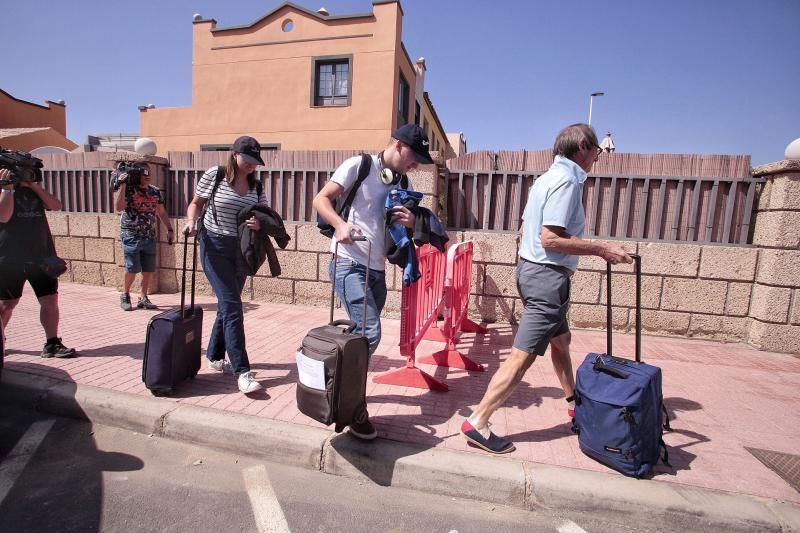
left=385, top=188, right=424, bottom=286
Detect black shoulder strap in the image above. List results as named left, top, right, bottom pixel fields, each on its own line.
left=255, top=179, right=263, bottom=199
left=337, top=153, right=372, bottom=218
left=209, top=165, right=225, bottom=224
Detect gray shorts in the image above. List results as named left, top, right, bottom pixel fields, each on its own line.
left=513, top=259, right=572, bottom=356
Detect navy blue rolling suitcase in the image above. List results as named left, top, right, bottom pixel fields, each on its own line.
left=142, top=233, right=203, bottom=396
left=573, top=254, right=670, bottom=477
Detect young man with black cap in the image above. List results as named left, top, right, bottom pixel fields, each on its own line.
left=183, top=136, right=267, bottom=395
left=312, top=124, right=433, bottom=440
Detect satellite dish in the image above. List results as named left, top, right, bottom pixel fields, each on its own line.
left=785, top=138, right=800, bottom=160
left=30, top=146, right=71, bottom=155
left=135, top=138, right=157, bottom=156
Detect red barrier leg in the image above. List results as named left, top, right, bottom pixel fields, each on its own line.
left=419, top=341, right=485, bottom=371
left=460, top=318, right=488, bottom=334
left=372, top=365, right=449, bottom=391
left=422, top=322, right=447, bottom=342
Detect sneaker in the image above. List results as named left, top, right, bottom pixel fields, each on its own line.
left=41, top=338, right=77, bottom=359
left=120, top=293, right=132, bottom=311
left=208, top=358, right=233, bottom=373
left=348, top=407, right=378, bottom=441
left=237, top=371, right=262, bottom=394
left=137, top=295, right=157, bottom=310
left=461, top=419, right=515, bottom=454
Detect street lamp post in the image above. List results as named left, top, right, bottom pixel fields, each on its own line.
left=588, top=92, right=604, bottom=126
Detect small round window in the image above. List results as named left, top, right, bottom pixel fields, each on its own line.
left=282, top=19, right=294, bottom=32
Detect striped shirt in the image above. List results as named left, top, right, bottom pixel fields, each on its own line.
left=195, top=166, right=266, bottom=236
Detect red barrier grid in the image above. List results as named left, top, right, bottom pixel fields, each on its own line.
left=373, top=244, right=448, bottom=391
left=419, top=241, right=487, bottom=371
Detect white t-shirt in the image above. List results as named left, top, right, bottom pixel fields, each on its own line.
left=328, top=155, right=411, bottom=271
left=195, top=166, right=266, bottom=236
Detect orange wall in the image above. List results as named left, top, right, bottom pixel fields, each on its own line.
left=0, top=90, right=67, bottom=135
left=1, top=129, right=78, bottom=152
left=142, top=2, right=407, bottom=154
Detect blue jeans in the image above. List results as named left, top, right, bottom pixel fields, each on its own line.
left=121, top=234, right=157, bottom=273
left=199, top=229, right=250, bottom=374
left=329, top=257, right=387, bottom=357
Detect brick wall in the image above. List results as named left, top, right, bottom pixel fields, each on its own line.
left=51, top=160, right=800, bottom=354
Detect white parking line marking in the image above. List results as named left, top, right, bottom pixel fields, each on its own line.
left=242, top=465, right=291, bottom=533
left=557, top=520, right=588, bottom=533
left=0, top=419, right=56, bottom=505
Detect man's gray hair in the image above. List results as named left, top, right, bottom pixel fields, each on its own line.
left=552, top=123, right=598, bottom=159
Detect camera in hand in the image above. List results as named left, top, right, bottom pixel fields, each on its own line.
left=111, top=161, right=150, bottom=191
left=0, top=148, right=44, bottom=186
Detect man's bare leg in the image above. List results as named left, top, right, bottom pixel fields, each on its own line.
left=549, top=331, right=574, bottom=399
left=468, top=346, right=538, bottom=429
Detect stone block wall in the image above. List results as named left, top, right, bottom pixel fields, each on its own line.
left=748, top=160, right=800, bottom=353
left=50, top=159, right=800, bottom=354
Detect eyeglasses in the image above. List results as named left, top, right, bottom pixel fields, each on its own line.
left=593, top=145, right=603, bottom=156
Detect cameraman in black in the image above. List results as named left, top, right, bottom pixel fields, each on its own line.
left=113, top=162, right=174, bottom=311
left=0, top=167, right=76, bottom=358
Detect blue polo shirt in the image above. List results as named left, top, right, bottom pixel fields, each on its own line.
left=518, top=156, right=587, bottom=271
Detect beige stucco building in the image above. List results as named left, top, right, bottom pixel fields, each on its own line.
left=0, top=89, right=78, bottom=152
left=141, top=1, right=454, bottom=158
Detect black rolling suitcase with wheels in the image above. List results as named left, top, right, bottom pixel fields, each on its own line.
left=295, top=237, right=371, bottom=432
left=572, top=254, right=670, bottom=477
left=0, top=317, right=4, bottom=381
left=142, top=233, right=203, bottom=396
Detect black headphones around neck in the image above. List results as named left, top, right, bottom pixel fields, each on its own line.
left=378, top=151, right=404, bottom=186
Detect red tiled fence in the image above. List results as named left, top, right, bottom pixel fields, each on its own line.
left=444, top=150, right=761, bottom=244
left=33, top=150, right=763, bottom=244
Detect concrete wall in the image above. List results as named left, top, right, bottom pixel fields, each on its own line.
left=52, top=159, right=800, bottom=354
left=0, top=90, right=67, bottom=135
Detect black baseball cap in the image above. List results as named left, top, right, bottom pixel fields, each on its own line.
left=392, top=124, right=433, bottom=164
left=232, top=136, right=265, bottom=166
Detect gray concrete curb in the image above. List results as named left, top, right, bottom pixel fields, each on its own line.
left=2, top=369, right=798, bottom=531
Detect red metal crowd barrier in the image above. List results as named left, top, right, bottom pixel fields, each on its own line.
left=373, top=244, right=448, bottom=391
left=419, top=241, right=488, bottom=371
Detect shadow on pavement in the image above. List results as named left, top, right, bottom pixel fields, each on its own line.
left=654, top=396, right=709, bottom=477
left=0, top=364, right=144, bottom=532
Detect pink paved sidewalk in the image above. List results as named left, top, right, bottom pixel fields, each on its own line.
left=3, top=282, right=799, bottom=504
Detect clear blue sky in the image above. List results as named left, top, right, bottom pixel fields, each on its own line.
left=3, top=0, right=798, bottom=165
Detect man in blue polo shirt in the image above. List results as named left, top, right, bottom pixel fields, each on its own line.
left=462, top=123, right=632, bottom=454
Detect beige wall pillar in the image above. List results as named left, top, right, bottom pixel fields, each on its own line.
left=749, top=159, right=800, bottom=353
left=107, top=153, right=171, bottom=294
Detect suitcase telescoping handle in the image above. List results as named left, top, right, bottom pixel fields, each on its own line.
left=606, top=253, right=641, bottom=362
left=179, top=232, right=199, bottom=318
left=330, top=234, right=371, bottom=333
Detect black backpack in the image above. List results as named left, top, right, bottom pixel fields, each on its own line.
left=317, top=154, right=372, bottom=238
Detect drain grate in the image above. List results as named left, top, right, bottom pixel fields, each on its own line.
left=746, top=447, right=800, bottom=493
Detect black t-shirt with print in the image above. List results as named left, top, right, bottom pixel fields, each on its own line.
left=120, top=185, right=163, bottom=239
left=0, top=186, right=55, bottom=267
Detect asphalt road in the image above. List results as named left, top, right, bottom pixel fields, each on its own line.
left=0, top=405, right=693, bottom=532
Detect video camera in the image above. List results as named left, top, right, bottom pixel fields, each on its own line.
left=111, top=161, right=150, bottom=191
left=0, top=148, right=44, bottom=186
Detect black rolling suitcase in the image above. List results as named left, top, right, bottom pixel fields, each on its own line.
left=572, top=254, right=670, bottom=477
left=295, top=237, right=370, bottom=432
left=0, top=317, right=4, bottom=381
left=142, top=233, right=203, bottom=396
